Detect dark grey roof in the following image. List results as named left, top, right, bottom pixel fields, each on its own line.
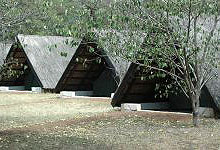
left=171, top=16, right=220, bottom=45
left=0, top=42, right=11, bottom=66
left=94, top=29, right=144, bottom=84
left=17, top=34, right=81, bottom=89
left=106, top=55, right=131, bottom=85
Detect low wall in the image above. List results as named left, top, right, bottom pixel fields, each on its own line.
left=31, top=87, right=44, bottom=93
left=60, top=91, right=94, bottom=97
left=121, top=102, right=170, bottom=111
left=121, top=103, right=141, bottom=111
left=141, top=102, right=170, bottom=110
left=111, top=93, right=115, bottom=98
left=0, top=86, right=25, bottom=91
left=199, top=107, right=214, bottom=118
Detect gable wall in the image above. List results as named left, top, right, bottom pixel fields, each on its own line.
left=120, top=70, right=169, bottom=103
left=0, top=44, right=40, bottom=89
left=58, top=44, right=117, bottom=96
left=93, top=69, right=117, bottom=97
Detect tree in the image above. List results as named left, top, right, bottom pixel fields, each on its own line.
left=52, top=0, right=220, bottom=126
left=0, top=58, right=26, bottom=82
left=103, top=0, right=220, bottom=126
left=0, top=0, right=47, bottom=80
left=0, top=0, right=46, bottom=41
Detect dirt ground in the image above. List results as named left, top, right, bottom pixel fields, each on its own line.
left=0, top=93, right=220, bottom=150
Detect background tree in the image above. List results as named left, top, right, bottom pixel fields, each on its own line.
left=0, top=0, right=47, bottom=80
left=0, top=0, right=48, bottom=41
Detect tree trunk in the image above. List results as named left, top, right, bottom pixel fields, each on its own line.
left=191, top=91, right=200, bottom=127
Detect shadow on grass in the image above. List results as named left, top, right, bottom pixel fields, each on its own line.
left=0, top=130, right=111, bottom=150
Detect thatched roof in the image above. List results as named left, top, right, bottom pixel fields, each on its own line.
left=0, top=42, right=12, bottom=66
left=104, top=55, right=131, bottom=85
left=15, top=34, right=81, bottom=89
left=93, top=29, right=144, bottom=84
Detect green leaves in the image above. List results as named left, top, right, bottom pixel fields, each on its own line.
left=60, top=52, right=68, bottom=57
left=96, top=57, right=102, bottom=64
left=89, top=47, right=95, bottom=53
left=0, top=58, right=26, bottom=81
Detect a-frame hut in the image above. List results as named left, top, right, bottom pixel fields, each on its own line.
left=0, top=34, right=80, bottom=91
left=112, top=63, right=220, bottom=117
left=110, top=17, right=220, bottom=117
left=55, top=40, right=130, bottom=97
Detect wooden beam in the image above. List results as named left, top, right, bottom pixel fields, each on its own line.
left=63, top=79, right=93, bottom=85
left=63, top=84, right=93, bottom=91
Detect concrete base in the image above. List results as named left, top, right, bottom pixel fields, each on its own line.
left=111, top=93, right=115, bottom=98
left=0, top=86, right=9, bottom=91
left=0, top=86, right=25, bottom=91
left=121, top=103, right=141, bottom=111
left=140, top=109, right=192, bottom=116
left=60, top=91, right=94, bottom=97
left=121, top=102, right=170, bottom=111
left=141, top=102, right=170, bottom=110
left=32, top=87, right=44, bottom=93
left=199, top=107, right=214, bottom=118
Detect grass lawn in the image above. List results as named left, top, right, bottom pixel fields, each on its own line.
left=0, top=92, right=220, bottom=150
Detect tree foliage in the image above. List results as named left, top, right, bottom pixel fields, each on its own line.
left=0, top=0, right=47, bottom=80
left=50, top=0, right=220, bottom=126
left=0, top=0, right=49, bottom=41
